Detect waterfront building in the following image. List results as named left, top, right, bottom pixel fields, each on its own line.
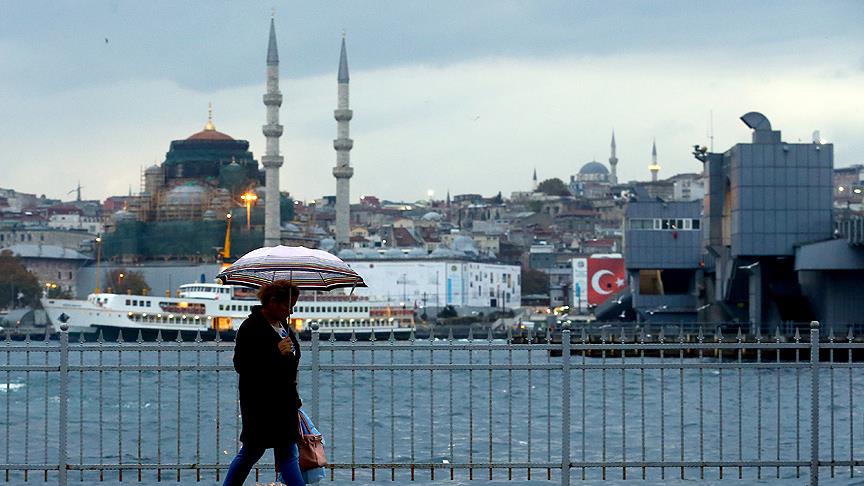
left=346, top=259, right=521, bottom=312
left=623, top=199, right=703, bottom=322
left=698, top=112, right=864, bottom=328
left=4, top=243, right=90, bottom=296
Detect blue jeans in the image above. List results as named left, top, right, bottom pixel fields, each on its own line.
left=223, top=443, right=304, bottom=486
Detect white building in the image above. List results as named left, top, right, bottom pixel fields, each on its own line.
left=346, top=259, right=521, bottom=310
left=671, top=174, right=706, bottom=202
left=47, top=213, right=104, bottom=234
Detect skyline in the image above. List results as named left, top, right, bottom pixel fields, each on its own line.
left=2, top=1, right=863, bottom=203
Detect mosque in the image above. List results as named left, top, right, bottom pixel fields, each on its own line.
left=104, top=17, right=353, bottom=261
left=132, top=108, right=265, bottom=223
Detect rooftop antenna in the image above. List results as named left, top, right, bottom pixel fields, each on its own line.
left=709, top=109, right=715, bottom=152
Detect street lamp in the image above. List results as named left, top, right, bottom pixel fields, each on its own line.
left=240, top=192, right=258, bottom=231
left=94, top=236, right=102, bottom=293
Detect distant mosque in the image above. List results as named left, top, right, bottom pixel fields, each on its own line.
left=568, top=132, right=618, bottom=199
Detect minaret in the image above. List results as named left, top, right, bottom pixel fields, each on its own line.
left=608, top=132, right=618, bottom=185
left=333, top=35, right=354, bottom=248
left=262, top=16, right=284, bottom=247
left=532, top=168, right=538, bottom=190
left=649, top=139, right=660, bottom=182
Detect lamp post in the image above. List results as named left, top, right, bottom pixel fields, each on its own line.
left=240, top=192, right=258, bottom=231
left=94, top=236, right=102, bottom=293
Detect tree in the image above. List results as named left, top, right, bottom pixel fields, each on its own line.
left=536, top=178, right=571, bottom=196
left=0, top=250, right=41, bottom=308
left=437, top=305, right=458, bottom=319
left=521, top=266, right=549, bottom=295
left=104, top=268, right=150, bottom=295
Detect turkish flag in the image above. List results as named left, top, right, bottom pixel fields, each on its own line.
left=587, top=257, right=626, bottom=306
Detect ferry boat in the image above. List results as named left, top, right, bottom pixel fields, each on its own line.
left=41, top=283, right=414, bottom=341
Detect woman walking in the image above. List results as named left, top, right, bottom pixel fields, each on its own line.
left=223, top=280, right=304, bottom=486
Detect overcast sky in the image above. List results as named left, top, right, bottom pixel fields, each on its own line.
left=2, top=1, right=863, bottom=203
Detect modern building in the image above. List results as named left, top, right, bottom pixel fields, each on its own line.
left=346, top=259, right=521, bottom=311
left=624, top=199, right=702, bottom=321
left=698, top=112, right=847, bottom=329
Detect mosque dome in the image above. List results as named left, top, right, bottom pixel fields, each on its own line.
left=113, top=209, right=136, bottom=222
left=144, top=165, right=161, bottom=175
left=202, top=209, right=218, bottom=221
left=579, top=161, right=609, bottom=175
left=451, top=235, right=479, bottom=255
left=164, top=183, right=208, bottom=206
left=187, top=129, right=233, bottom=141
left=421, top=211, right=442, bottom=221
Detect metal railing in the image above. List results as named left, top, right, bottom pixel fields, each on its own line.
left=1, top=321, right=863, bottom=484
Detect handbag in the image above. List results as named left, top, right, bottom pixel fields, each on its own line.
left=297, top=408, right=328, bottom=472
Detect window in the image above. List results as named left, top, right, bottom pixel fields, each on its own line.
left=638, top=269, right=692, bottom=295
left=692, top=219, right=701, bottom=230
left=126, top=299, right=131, bottom=305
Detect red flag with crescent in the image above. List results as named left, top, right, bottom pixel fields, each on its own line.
left=587, top=257, right=626, bottom=306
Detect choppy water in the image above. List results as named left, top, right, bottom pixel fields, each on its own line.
left=2, top=341, right=864, bottom=485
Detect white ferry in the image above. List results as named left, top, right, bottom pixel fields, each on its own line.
left=41, top=283, right=413, bottom=341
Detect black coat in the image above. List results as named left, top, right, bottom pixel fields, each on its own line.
left=233, top=305, right=302, bottom=447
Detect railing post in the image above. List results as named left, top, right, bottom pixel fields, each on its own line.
left=809, top=321, right=820, bottom=486
left=561, top=324, right=571, bottom=486
left=58, top=324, right=69, bottom=486
left=309, top=323, right=320, bottom=422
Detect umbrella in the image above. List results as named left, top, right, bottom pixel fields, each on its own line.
left=215, top=245, right=366, bottom=291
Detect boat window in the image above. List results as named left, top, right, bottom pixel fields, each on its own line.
left=126, top=299, right=130, bottom=305
left=218, top=305, right=223, bottom=311
left=147, top=301, right=151, bottom=307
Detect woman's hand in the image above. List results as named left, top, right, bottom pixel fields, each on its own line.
left=278, top=337, right=294, bottom=355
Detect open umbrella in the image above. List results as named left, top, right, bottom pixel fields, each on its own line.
left=215, top=245, right=366, bottom=291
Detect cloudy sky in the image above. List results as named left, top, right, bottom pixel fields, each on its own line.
left=2, top=1, right=863, bottom=203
